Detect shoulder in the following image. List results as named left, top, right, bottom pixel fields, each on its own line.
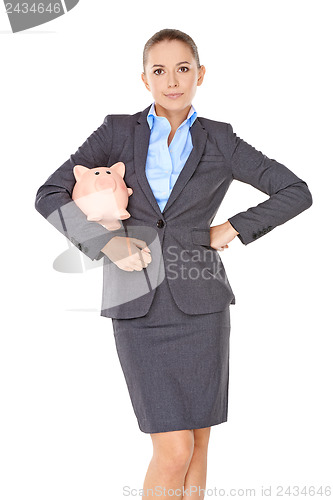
left=103, top=109, right=142, bottom=128
left=196, top=116, right=234, bottom=154
left=197, top=116, right=231, bottom=135
left=101, top=109, right=144, bottom=145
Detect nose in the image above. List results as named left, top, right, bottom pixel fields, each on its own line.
left=167, top=72, right=179, bottom=88
left=95, top=174, right=116, bottom=191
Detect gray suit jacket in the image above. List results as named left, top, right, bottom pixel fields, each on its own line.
left=35, top=104, right=312, bottom=318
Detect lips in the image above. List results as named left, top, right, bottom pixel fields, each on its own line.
left=165, top=93, right=183, bottom=99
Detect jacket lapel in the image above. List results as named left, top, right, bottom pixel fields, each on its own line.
left=162, top=119, right=207, bottom=214
left=134, top=105, right=208, bottom=217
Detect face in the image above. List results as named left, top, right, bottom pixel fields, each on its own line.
left=141, top=39, right=205, bottom=117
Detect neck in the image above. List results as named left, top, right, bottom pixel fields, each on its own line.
left=154, top=103, right=192, bottom=132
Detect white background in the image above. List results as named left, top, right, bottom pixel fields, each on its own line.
left=1, top=0, right=332, bottom=498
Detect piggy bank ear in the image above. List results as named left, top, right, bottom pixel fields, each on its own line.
left=73, top=165, right=89, bottom=182
left=110, top=162, right=125, bottom=178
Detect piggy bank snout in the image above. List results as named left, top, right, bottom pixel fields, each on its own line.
left=95, top=174, right=116, bottom=191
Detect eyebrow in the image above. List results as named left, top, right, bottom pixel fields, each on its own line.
left=151, top=61, right=191, bottom=69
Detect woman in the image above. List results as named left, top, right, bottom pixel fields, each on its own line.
left=35, top=29, right=312, bottom=499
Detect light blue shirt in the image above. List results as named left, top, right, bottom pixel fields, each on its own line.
left=145, top=102, right=197, bottom=213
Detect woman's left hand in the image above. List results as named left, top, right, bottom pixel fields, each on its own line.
left=210, top=221, right=239, bottom=251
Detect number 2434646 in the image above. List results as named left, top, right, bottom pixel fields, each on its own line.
left=5, top=3, right=62, bottom=14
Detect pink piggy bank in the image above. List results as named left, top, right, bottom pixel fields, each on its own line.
left=72, top=162, right=133, bottom=231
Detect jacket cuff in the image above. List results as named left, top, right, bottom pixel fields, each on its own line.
left=228, top=215, right=273, bottom=245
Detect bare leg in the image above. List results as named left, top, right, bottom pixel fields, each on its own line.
left=183, top=427, right=211, bottom=499
left=143, top=429, right=195, bottom=498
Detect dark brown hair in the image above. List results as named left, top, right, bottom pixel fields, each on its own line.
left=143, top=28, right=201, bottom=73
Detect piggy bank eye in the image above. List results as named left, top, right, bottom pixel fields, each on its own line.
left=94, top=171, right=100, bottom=175
left=106, top=170, right=111, bottom=174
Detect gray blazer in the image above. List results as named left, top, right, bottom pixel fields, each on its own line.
left=35, top=104, right=312, bottom=318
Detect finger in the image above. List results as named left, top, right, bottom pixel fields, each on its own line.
left=125, top=237, right=132, bottom=256
left=131, top=238, right=150, bottom=251
left=119, top=264, right=133, bottom=271
left=136, top=240, right=151, bottom=253
left=141, top=258, right=148, bottom=268
left=141, top=251, right=152, bottom=264
left=142, top=258, right=151, bottom=267
left=133, top=253, right=146, bottom=271
left=132, top=263, right=143, bottom=271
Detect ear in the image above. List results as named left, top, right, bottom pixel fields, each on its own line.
left=110, top=161, right=125, bottom=178
left=197, top=65, right=206, bottom=87
left=141, top=72, right=150, bottom=91
left=73, top=165, right=89, bottom=182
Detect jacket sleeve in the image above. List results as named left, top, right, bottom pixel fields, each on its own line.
left=226, top=123, right=313, bottom=245
left=35, top=115, right=126, bottom=261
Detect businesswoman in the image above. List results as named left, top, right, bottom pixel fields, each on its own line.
left=35, top=29, right=312, bottom=499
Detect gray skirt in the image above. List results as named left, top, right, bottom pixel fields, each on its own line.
left=112, top=275, right=231, bottom=434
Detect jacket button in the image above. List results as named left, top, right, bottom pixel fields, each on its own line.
left=156, top=219, right=165, bottom=228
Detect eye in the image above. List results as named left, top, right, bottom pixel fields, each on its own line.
left=178, top=66, right=189, bottom=73
left=153, top=68, right=164, bottom=75
left=94, top=171, right=100, bottom=175
left=106, top=171, right=111, bottom=174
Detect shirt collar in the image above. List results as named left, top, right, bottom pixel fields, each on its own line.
left=147, top=102, right=197, bottom=130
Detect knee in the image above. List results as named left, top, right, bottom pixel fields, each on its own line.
left=156, top=445, right=194, bottom=474
left=193, top=427, right=211, bottom=450
left=152, top=431, right=194, bottom=474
